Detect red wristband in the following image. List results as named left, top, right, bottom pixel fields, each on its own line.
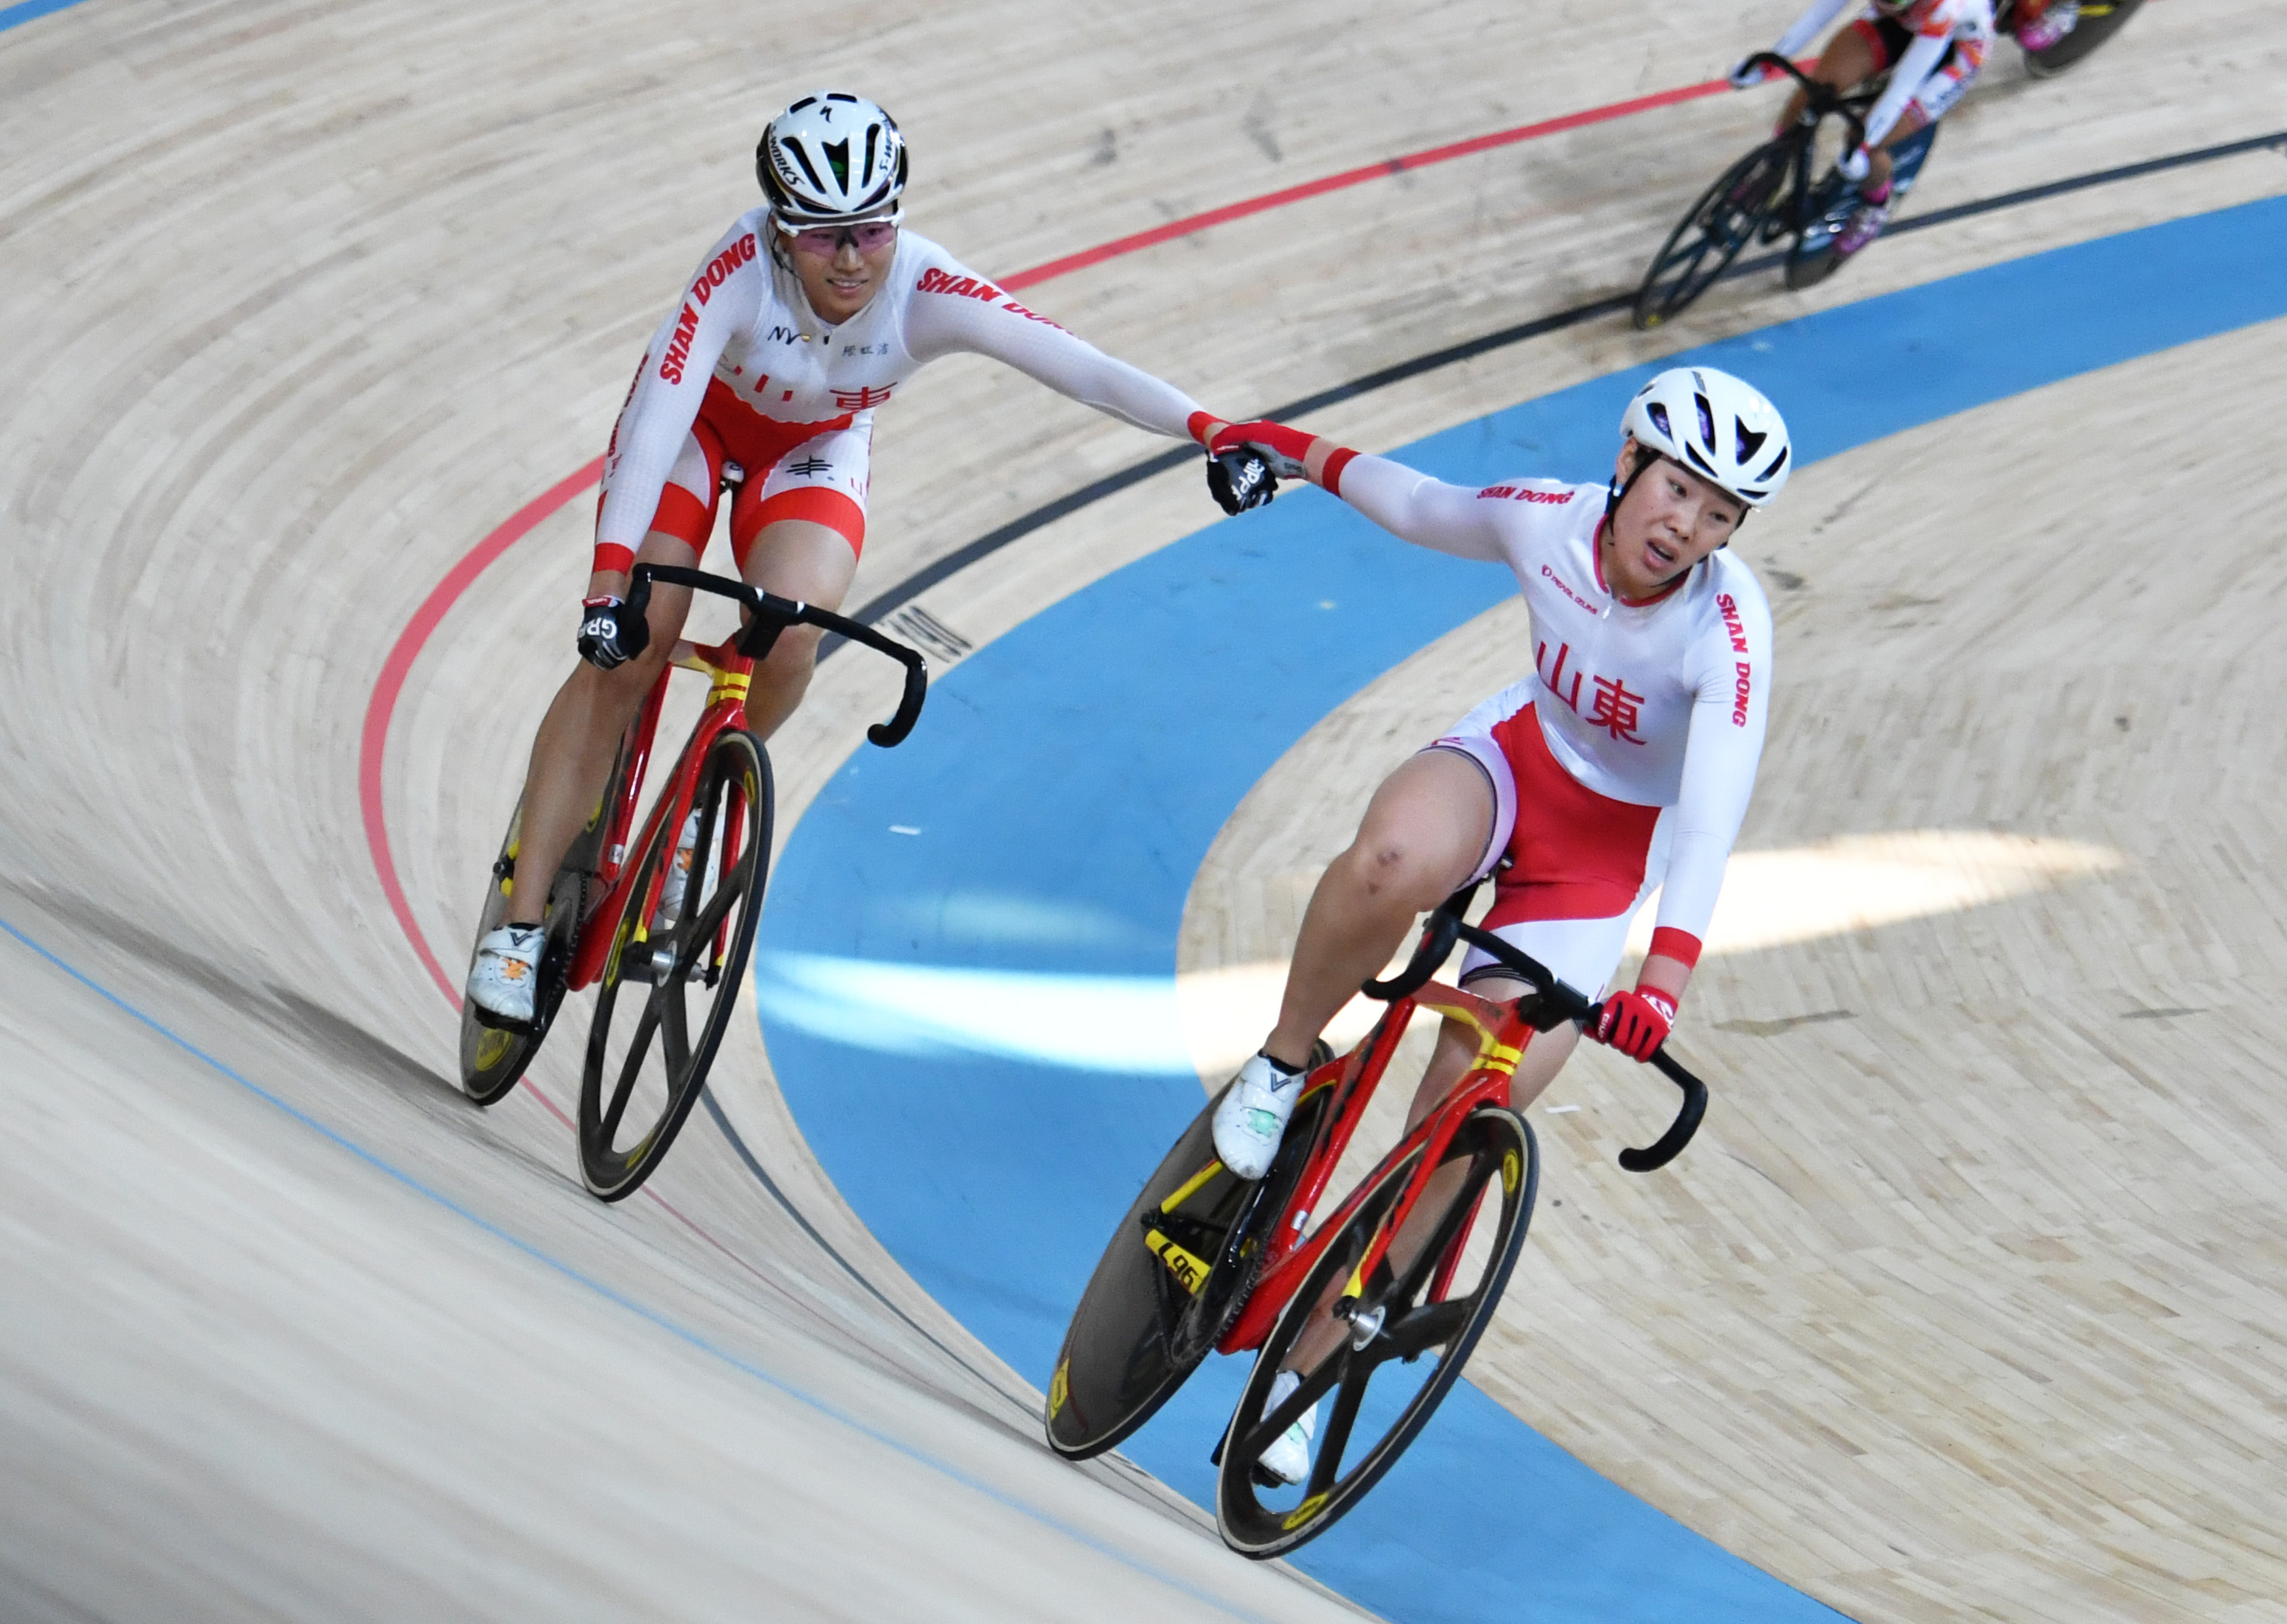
left=1322, top=446, right=1359, bottom=496
left=1207, top=419, right=1315, bottom=465
left=591, top=541, right=636, bottom=578
left=1648, top=927, right=1702, bottom=970
left=1186, top=409, right=1217, bottom=446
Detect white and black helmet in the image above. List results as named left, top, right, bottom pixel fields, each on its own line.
left=757, top=92, right=908, bottom=225
left=1620, top=366, right=1792, bottom=507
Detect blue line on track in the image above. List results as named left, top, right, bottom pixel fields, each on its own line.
left=0, top=912, right=1298, bottom=1623
left=758, top=194, right=2287, bottom=1622
left=0, top=0, right=93, bottom=34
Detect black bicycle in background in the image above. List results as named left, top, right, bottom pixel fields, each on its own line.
left=1633, top=53, right=1931, bottom=327
left=1633, top=2, right=2149, bottom=328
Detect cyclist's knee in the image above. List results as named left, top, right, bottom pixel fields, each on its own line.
left=1338, top=833, right=1466, bottom=914
left=754, top=621, right=825, bottom=688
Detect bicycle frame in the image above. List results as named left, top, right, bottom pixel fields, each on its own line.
left=564, top=636, right=756, bottom=993
left=1214, top=978, right=1532, bottom=1358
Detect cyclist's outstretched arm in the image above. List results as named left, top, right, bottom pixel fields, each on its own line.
left=1771, top=0, right=1854, bottom=59
left=1203, top=419, right=1510, bottom=562
left=1327, top=453, right=1511, bottom=562
left=1859, top=28, right=1952, bottom=149
left=905, top=268, right=1210, bottom=442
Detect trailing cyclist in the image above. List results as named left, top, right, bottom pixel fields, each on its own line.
left=1200, top=367, right=1790, bottom=1481
left=1732, top=0, right=1998, bottom=258
left=468, top=91, right=1244, bottom=1023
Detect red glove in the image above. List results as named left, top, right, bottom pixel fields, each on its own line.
left=1595, top=987, right=1676, bottom=1062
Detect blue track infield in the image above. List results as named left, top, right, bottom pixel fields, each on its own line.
left=758, top=195, right=2287, bottom=1622
left=0, top=0, right=93, bottom=34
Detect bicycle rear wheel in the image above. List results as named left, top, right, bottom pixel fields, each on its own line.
left=457, top=790, right=602, bottom=1107
left=2025, top=0, right=2143, bottom=77
left=1046, top=1079, right=1329, bottom=1461
left=1632, top=139, right=1791, bottom=330
left=577, top=727, right=773, bottom=1201
left=1215, top=1104, right=1537, bottom=1559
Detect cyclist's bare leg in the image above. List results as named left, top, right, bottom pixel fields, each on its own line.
left=502, top=530, right=698, bottom=927
left=1260, top=750, right=1493, bottom=1069
left=735, top=517, right=860, bottom=741
left=1777, top=23, right=1879, bottom=127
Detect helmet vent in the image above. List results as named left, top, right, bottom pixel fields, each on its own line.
left=1735, top=422, right=1768, bottom=463
left=1758, top=444, right=1789, bottom=481
left=787, top=143, right=828, bottom=194
left=1647, top=401, right=1672, bottom=439
left=1693, top=394, right=1716, bottom=447
left=1683, top=442, right=1718, bottom=477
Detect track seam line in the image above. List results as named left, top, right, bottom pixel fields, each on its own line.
left=0, top=909, right=1295, bottom=1624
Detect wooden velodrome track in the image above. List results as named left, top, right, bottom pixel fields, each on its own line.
left=3, top=0, right=2284, bottom=1619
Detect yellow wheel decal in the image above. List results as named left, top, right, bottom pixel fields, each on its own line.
left=1501, top=1148, right=1521, bottom=1197
left=1282, top=1492, right=1329, bottom=1530
left=475, top=1027, right=515, bottom=1069
left=1048, top=1358, right=1070, bottom=1419
left=1144, top=1229, right=1210, bottom=1296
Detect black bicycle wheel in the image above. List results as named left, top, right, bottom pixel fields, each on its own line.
left=577, top=728, right=773, bottom=1201
left=1632, top=138, right=1794, bottom=330
left=2025, top=0, right=2143, bottom=77
left=1046, top=1078, right=1329, bottom=1461
left=1215, top=1104, right=1537, bottom=1559
left=457, top=788, right=604, bottom=1108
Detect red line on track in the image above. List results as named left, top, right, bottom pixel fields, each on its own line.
left=1001, top=75, right=1735, bottom=290
left=360, top=72, right=1739, bottom=1007
left=359, top=457, right=604, bottom=1006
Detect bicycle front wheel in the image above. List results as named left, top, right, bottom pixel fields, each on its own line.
left=578, top=727, right=773, bottom=1201
left=1632, top=139, right=1791, bottom=330
left=1216, top=1104, right=1537, bottom=1559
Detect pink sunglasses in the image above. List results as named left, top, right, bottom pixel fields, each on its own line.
left=777, top=216, right=901, bottom=256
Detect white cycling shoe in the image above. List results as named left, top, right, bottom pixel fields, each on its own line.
left=466, top=924, right=546, bottom=1026
left=1257, top=1369, right=1318, bottom=1486
left=1211, top=1052, right=1305, bottom=1181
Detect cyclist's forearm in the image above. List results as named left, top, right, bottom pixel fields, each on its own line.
left=1772, top=0, right=1853, bottom=58
left=1862, top=30, right=1949, bottom=149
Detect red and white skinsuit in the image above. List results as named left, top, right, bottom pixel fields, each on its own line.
left=593, top=211, right=1210, bottom=576
left=1330, top=458, right=1774, bottom=996
left=1775, top=0, right=1998, bottom=145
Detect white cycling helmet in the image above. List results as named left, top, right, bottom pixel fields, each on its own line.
left=1619, top=366, right=1791, bottom=507
left=758, top=92, right=908, bottom=224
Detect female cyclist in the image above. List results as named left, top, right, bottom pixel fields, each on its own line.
left=468, top=92, right=1242, bottom=1022
left=1732, top=0, right=1998, bottom=257
left=1199, top=366, right=1791, bottom=1481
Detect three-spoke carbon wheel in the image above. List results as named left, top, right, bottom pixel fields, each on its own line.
left=1046, top=1082, right=1328, bottom=1461
left=1633, top=138, right=1791, bottom=330
left=578, top=728, right=772, bottom=1201
left=1216, top=1105, right=1538, bottom=1559
left=458, top=795, right=595, bottom=1108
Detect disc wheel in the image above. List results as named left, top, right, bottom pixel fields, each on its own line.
left=1216, top=1105, right=1537, bottom=1560
left=1045, top=1077, right=1329, bottom=1461
left=2025, top=0, right=2143, bottom=78
left=578, top=728, right=772, bottom=1201
left=1632, top=138, right=1792, bottom=330
left=457, top=789, right=603, bottom=1108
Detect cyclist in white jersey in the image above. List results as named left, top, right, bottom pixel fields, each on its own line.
left=1199, top=366, right=1791, bottom=1482
left=468, top=92, right=1242, bottom=1022
left=1731, top=0, right=1998, bottom=257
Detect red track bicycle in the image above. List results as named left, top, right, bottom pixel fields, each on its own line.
left=1046, top=884, right=1708, bottom=1557
left=457, top=562, right=926, bottom=1201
